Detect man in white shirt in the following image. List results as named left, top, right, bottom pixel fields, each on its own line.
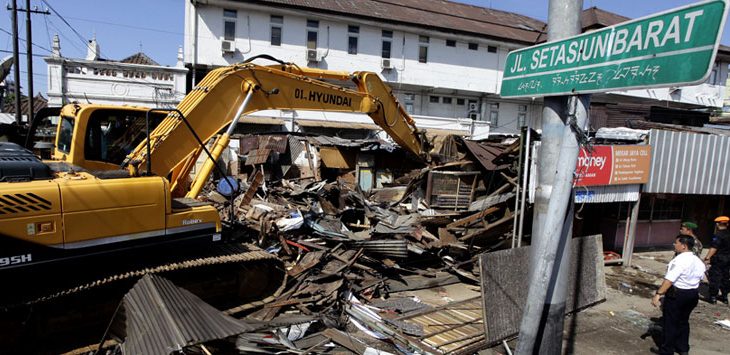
left=650, top=235, right=706, bottom=355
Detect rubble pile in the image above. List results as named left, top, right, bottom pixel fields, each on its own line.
left=138, top=133, right=523, bottom=354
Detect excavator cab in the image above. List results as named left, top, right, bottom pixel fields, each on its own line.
left=48, top=105, right=167, bottom=172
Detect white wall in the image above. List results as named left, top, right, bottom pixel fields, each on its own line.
left=184, top=1, right=729, bottom=135
left=45, top=58, right=187, bottom=107
left=185, top=4, right=506, bottom=94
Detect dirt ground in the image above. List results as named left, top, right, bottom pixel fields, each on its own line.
left=558, top=250, right=730, bottom=355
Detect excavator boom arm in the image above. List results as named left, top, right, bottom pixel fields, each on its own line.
left=125, top=62, right=424, bottom=191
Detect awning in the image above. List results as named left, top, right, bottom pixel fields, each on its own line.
left=424, top=128, right=469, bottom=137
left=295, top=119, right=380, bottom=130
left=241, top=116, right=285, bottom=125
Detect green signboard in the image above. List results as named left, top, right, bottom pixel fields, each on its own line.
left=500, top=0, right=729, bottom=98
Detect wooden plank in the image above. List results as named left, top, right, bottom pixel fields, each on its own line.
left=446, top=207, right=499, bottom=229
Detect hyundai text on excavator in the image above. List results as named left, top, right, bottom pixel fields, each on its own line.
left=0, top=56, right=425, bottom=351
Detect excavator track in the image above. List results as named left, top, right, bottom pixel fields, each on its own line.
left=20, top=243, right=283, bottom=306
left=0, top=243, right=286, bottom=354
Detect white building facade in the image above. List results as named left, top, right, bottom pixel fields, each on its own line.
left=44, top=35, right=188, bottom=108
left=184, top=0, right=728, bottom=137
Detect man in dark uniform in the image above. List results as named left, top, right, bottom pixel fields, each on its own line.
left=705, top=215, right=730, bottom=304
left=651, top=235, right=705, bottom=355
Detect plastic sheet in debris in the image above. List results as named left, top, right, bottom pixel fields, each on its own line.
left=276, top=210, right=304, bottom=231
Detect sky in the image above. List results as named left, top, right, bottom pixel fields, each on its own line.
left=1, top=0, right=729, bottom=98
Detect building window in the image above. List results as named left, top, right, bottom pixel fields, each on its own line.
left=429, top=96, right=439, bottom=103
left=403, top=92, right=415, bottom=114
left=270, top=15, right=283, bottom=46
left=489, top=103, right=500, bottom=125
left=223, top=9, right=237, bottom=41
left=518, top=104, right=528, bottom=127
left=419, top=35, right=429, bottom=63
left=382, top=40, right=391, bottom=59
left=348, top=25, right=359, bottom=55
left=446, top=39, right=456, bottom=47
left=382, top=31, right=392, bottom=58
left=487, top=45, right=498, bottom=53
left=405, top=103, right=414, bottom=114
left=456, top=98, right=465, bottom=106
left=306, top=19, right=319, bottom=50
left=468, top=100, right=479, bottom=120
left=442, top=97, right=452, bottom=104
left=468, top=42, right=478, bottom=50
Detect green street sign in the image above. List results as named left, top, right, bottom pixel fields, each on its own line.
left=500, top=0, right=729, bottom=98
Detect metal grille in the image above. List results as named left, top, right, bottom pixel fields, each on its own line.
left=0, top=193, right=52, bottom=214
left=645, top=129, right=730, bottom=195
left=426, top=171, right=479, bottom=210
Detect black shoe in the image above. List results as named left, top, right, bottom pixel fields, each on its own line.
left=719, top=296, right=729, bottom=304
left=707, top=297, right=717, bottom=304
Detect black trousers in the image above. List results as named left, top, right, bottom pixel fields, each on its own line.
left=708, top=255, right=730, bottom=298
left=660, top=287, right=699, bottom=354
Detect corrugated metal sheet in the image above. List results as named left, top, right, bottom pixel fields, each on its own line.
left=352, top=239, right=409, bottom=258
left=574, top=184, right=640, bottom=203
left=479, top=235, right=605, bottom=346
left=397, top=297, right=485, bottom=354
left=119, top=275, right=255, bottom=355
left=645, top=129, right=730, bottom=195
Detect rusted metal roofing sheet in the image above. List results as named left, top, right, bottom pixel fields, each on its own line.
left=645, top=129, right=730, bottom=195
left=398, top=297, right=486, bottom=354
left=462, top=140, right=510, bottom=171
left=479, top=234, right=606, bottom=346
left=245, top=148, right=272, bottom=165
left=119, top=275, right=255, bottom=355
left=581, top=6, right=630, bottom=29
left=249, top=0, right=545, bottom=44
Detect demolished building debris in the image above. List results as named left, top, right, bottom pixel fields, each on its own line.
left=89, top=133, right=527, bottom=354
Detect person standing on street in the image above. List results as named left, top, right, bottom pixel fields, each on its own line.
left=679, top=221, right=702, bottom=257
left=651, top=235, right=705, bottom=355
left=705, top=215, right=730, bottom=304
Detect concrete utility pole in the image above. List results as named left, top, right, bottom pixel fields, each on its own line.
left=11, top=0, right=21, bottom=125
left=24, top=0, right=33, bottom=123
left=516, top=0, right=590, bottom=354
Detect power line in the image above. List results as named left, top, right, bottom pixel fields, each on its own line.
left=0, top=48, right=47, bottom=58
left=40, top=0, right=92, bottom=55
left=0, top=27, right=53, bottom=53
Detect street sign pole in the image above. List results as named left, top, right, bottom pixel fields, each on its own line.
left=516, top=1, right=587, bottom=353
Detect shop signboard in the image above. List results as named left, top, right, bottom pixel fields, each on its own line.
left=575, top=145, right=651, bottom=187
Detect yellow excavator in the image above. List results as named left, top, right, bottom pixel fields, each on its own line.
left=0, top=56, right=424, bottom=316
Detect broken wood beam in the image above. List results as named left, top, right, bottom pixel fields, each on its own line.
left=446, top=207, right=499, bottom=229
left=459, top=211, right=518, bottom=242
